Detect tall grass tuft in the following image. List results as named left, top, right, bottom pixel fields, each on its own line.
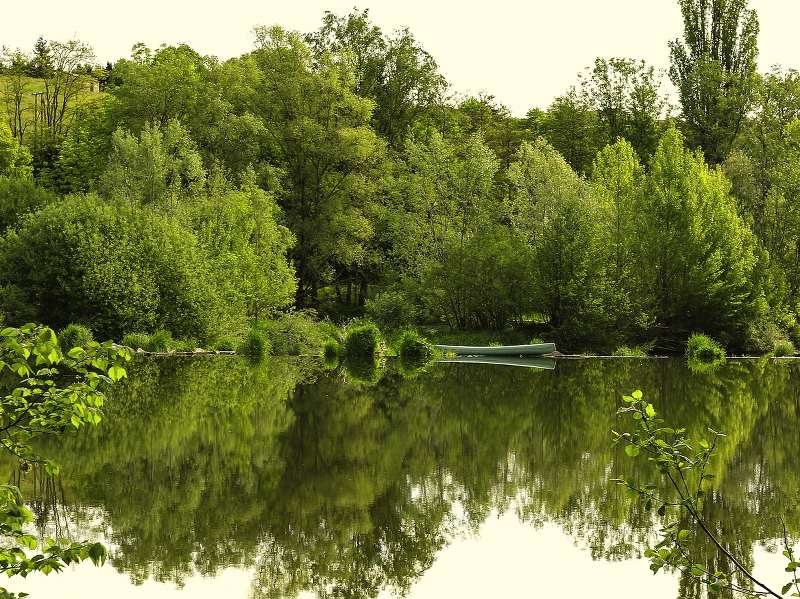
left=396, top=330, right=434, bottom=361
left=344, top=321, right=383, bottom=357
left=238, top=329, right=270, bottom=359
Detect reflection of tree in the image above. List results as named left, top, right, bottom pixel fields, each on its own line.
left=11, top=357, right=800, bottom=599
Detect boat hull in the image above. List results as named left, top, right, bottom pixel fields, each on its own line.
left=433, top=343, right=556, bottom=356
left=438, top=356, right=556, bottom=369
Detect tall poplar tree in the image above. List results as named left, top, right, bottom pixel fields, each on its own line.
left=669, top=0, right=760, bottom=164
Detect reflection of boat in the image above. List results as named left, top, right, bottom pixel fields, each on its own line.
left=434, top=343, right=556, bottom=356
left=437, top=356, right=557, bottom=370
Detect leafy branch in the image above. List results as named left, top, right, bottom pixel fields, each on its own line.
left=612, top=389, right=798, bottom=598
left=0, top=323, right=132, bottom=597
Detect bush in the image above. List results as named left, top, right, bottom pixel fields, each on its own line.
left=686, top=333, right=726, bottom=363
left=58, top=323, right=94, bottom=350
left=260, top=310, right=327, bottom=356
left=396, top=330, right=434, bottom=361
left=121, top=332, right=151, bottom=351
left=344, top=321, right=383, bottom=357
left=238, top=329, right=270, bottom=359
left=323, top=338, right=341, bottom=360
left=745, top=317, right=785, bottom=354
left=773, top=339, right=796, bottom=357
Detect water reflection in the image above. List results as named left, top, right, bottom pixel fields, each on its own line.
left=8, top=357, right=800, bottom=598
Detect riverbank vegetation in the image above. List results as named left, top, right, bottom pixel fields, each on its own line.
left=1, top=1, right=798, bottom=354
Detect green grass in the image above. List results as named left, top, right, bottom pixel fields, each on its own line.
left=0, top=75, right=103, bottom=135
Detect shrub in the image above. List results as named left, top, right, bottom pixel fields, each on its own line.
left=238, top=329, right=270, bottom=359
left=365, top=290, right=418, bottom=328
left=58, top=323, right=94, bottom=350
left=686, top=333, right=726, bottom=363
left=323, top=338, right=341, bottom=360
left=397, top=330, right=434, bottom=361
left=121, top=332, right=151, bottom=351
left=773, top=339, right=795, bottom=357
left=344, top=321, right=383, bottom=358
left=745, top=317, right=785, bottom=354
left=261, top=310, right=327, bottom=356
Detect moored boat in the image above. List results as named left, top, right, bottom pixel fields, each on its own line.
left=433, top=343, right=556, bottom=356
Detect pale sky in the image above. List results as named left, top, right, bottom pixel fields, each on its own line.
left=2, top=0, right=800, bottom=115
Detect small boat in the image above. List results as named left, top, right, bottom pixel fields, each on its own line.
left=433, top=343, right=556, bottom=357
left=438, top=356, right=556, bottom=370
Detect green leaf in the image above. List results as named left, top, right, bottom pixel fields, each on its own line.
left=645, top=404, right=656, bottom=418
left=632, top=390, right=643, bottom=400
left=784, top=583, right=794, bottom=595
left=625, top=445, right=640, bottom=457
left=67, top=347, right=85, bottom=359
left=107, top=365, right=126, bottom=382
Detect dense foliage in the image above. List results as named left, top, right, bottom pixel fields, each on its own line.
left=0, top=0, right=798, bottom=353
left=0, top=324, right=130, bottom=597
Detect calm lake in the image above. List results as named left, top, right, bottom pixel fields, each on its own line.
left=5, top=356, right=799, bottom=598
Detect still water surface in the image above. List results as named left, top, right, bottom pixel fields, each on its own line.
left=6, top=356, right=799, bottom=598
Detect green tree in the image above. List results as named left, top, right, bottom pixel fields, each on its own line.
left=0, top=195, right=221, bottom=341
left=242, top=26, right=385, bottom=305
left=591, top=139, right=651, bottom=338
left=638, top=127, right=761, bottom=345
left=179, top=185, right=297, bottom=324
left=0, top=123, right=32, bottom=178
left=100, top=119, right=206, bottom=209
left=507, top=138, right=614, bottom=346
left=584, top=57, right=668, bottom=160
left=669, top=0, right=760, bottom=164
left=306, top=9, right=446, bottom=149
left=0, top=176, right=57, bottom=232
left=530, top=87, right=603, bottom=175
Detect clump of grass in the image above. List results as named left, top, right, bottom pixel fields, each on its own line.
left=144, top=330, right=173, bottom=353
left=612, top=345, right=648, bottom=357
left=323, top=338, right=341, bottom=360
left=344, top=321, right=383, bottom=358
left=396, top=330, right=434, bottom=361
left=238, top=329, right=270, bottom=359
left=121, top=332, right=151, bottom=351
left=773, top=339, right=796, bottom=357
left=686, top=333, right=726, bottom=373
left=58, top=323, right=93, bottom=351
left=530, top=336, right=545, bottom=345
left=686, top=333, right=726, bottom=362
left=212, top=336, right=237, bottom=352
